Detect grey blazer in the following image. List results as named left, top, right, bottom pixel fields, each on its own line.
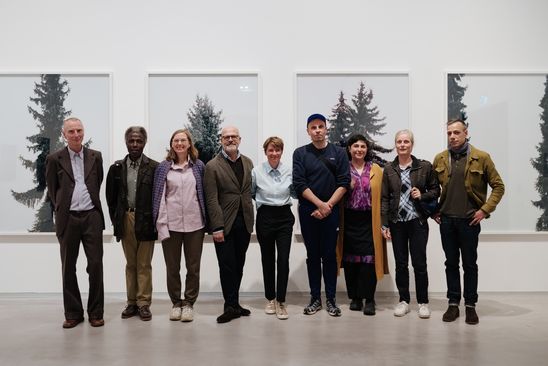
left=204, top=153, right=254, bottom=235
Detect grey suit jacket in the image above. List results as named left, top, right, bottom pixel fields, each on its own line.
left=46, top=146, right=105, bottom=237
left=204, top=153, right=254, bottom=235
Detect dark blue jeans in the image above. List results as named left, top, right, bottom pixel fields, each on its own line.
left=439, top=215, right=481, bottom=306
left=299, top=203, right=339, bottom=301
left=390, top=218, right=429, bottom=304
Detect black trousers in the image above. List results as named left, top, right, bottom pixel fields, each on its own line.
left=344, top=262, right=377, bottom=302
left=58, top=209, right=104, bottom=320
left=214, top=213, right=251, bottom=308
left=256, top=205, right=295, bottom=303
left=390, top=218, right=430, bottom=304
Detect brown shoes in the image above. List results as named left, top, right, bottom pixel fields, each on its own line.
left=62, top=318, right=84, bottom=329
left=121, top=304, right=139, bottom=319
left=465, top=306, right=479, bottom=325
left=442, top=305, right=460, bottom=322
left=139, top=305, right=152, bottom=321
left=89, top=318, right=105, bottom=327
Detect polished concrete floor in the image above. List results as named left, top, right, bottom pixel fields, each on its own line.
left=0, top=292, right=547, bottom=366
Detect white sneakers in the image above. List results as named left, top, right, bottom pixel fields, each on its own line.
left=265, top=300, right=289, bottom=320
left=181, top=305, right=194, bottom=322
left=418, top=303, right=431, bottom=319
left=275, top=302, right=289, bottom=320
left=265, top=300, right=276, bottom=314
left=170, top=306, right=182, bottom=321
left=394, top=301, right=431, bottom=318
left=394, top=301, right=410, bottom=317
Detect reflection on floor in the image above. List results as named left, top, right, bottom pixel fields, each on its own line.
left=0, top=292, right=547, bottom=365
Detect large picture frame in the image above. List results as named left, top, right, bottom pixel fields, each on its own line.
left=0, top=72, right=112, bottom=237
left=446, top=72, right=548, bottom=235
left=147, top=72, right=260, bottom=165
left=295, top=72, right=410, bottom=164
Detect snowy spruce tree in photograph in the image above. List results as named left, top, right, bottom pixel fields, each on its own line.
left=531, top=75, right=548, bottom=231
left=447, top=73, right=467, bottom=121
left=186, top=94, right=223, bottom=165
left=327, top=91, right=353, bottom=145
left=11, top=74, right=71, bottom=232
left=347, top=81, right=392, bottom=166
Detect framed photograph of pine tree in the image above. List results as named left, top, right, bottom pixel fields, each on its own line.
left=147, top=72, right=260, bottom=165
left=446, top=72, right=548, bottom=233
left=0, top=73, right=111, bottom=234
left=295, top=72, right=409, bottom=165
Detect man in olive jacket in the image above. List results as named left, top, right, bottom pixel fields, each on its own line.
left=106, top=126, right=158, bottom=321
left=433, top=118, right=504, bottom=325
left=204, top=126, right=254, bottom=324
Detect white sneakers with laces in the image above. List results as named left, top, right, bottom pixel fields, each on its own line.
left=394, top=301, right=410, bottom=317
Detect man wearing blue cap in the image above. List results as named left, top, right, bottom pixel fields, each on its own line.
left=292, top=114, right=350, bottom=316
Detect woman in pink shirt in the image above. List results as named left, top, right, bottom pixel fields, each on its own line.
left=152, top=129, right=207, bottom=322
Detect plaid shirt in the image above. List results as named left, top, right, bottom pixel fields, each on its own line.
left=152, top=159, right=207, bottom=232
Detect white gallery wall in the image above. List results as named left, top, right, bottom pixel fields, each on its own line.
left=1, top=0, right=547, bottom=293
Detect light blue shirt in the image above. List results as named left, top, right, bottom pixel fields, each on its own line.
left=251, top=161, right=295, bottom=209
left=68, top=148, right=94, bottom=211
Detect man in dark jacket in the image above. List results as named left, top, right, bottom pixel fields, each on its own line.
left=106, top=126, right=158, bottom=321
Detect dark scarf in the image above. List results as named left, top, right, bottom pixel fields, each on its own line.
left=448, top=141, right=470, bottom=175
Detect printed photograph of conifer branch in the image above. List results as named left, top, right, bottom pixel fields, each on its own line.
left=446, top=73, right=548, bottom=232
left=0, top=73, right=111, bottom=233
left=296, top=73, right=409, bottom=166
left=148, top=74, right=259, bottom=165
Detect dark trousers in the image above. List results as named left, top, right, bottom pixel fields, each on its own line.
left=162, top=229, right=204, bottom=307
left=299, top=204, right=339, bottom=301
left=390, top=218, right=430, bottom=304
left=440, top=215, right=481, bottom=306
left=344, top=262, right=377, bottom=302
left=58, top=209, right=104, bottom=320
left=214, top=213, right=251, bottom=308
left=256, top=205, right=295, bottom=303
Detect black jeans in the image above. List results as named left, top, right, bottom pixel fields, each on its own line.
left=439, top=215, right=481, bottom=306
left=256, top=205, right=295, bottom=303
left=390, top=218, right=429, bottom=304
left=214, top=213, right=251, bottom=309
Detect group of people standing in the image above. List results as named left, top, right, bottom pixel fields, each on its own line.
left=45, top=113, right=504, bottom=329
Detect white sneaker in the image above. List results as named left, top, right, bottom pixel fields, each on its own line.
left=276, top=301, right=289, bottom=320
left=181, top=305, right=194, bottom=322
left=418, top=303, right=431, bottom=319
left=265, top=300, right=276, bottom=314
left=394, top=301, right=410, bottom=317
left=170, top=306, right=182, bottom=321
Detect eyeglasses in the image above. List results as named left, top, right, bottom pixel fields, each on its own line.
left=172, top=138, right=188, bottom=144
left=222, top=135, right=240, bottom=141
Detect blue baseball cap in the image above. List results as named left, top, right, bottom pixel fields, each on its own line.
left=307, top=113, right=327, bottom=125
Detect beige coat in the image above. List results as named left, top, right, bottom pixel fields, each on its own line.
left=336, top=162, right=389, bottom=280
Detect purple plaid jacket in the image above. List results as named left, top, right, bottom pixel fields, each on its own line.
left=152, top=159, right=208, bottom=233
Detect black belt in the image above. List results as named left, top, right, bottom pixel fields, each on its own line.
left=69, top=208, right=95, bottom=216
left=127, top=208, right=135, bottom=212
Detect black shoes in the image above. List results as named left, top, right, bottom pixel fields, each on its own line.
left=216, top=306, right=241, bottom=323
left=121, top=304, right=139, bottom=319
left=349, top=299, right=363, bottom=311
left=363, top=301, right=376, bottom=316
left=139, top=305, right=152, bottom=321
left=465, top=306, right=479, bottom=325
left=442, top=305, right=460, bottom=322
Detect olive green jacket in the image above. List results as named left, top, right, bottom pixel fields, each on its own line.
left=433, top=145, right=505, bottom=216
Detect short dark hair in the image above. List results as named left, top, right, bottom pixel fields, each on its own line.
left=346, top=133, right=374, bottom=162
left=125, top=126, right=148, bottom=143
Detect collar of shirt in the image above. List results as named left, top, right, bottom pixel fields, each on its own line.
left=68, top=147, right=83, bottom=159
left=170, top=156, right=193, bottom=170
left=127, top=155, right=143, bottom=169
left=221, top=149, right=241, bottom=162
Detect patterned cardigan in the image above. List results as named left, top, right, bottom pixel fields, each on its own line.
left=152, top=159, right=208, bottom=234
